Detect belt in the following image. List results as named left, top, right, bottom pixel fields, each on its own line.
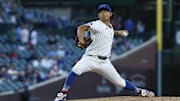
left=88, top=55, right=107, bottom=60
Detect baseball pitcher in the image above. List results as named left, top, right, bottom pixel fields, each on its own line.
left=54, top=4, right=155, bottom=101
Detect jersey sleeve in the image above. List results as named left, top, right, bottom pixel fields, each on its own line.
left=84, top=21, right=97, bottom=32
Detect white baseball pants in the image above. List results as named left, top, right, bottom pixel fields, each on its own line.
left=72, top=55, right=126, bottom=87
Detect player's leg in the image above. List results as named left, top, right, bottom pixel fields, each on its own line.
left=55, top=71, right=78, bottom=101
left=60, top=63, right=92, bottom=93
left=55, top=56, right=93, bottom=101
left=95, top=60, right=154, bottom=96
left=95, top=60, right=138, bottom=92
left=61, top=71, right=78, bottom=93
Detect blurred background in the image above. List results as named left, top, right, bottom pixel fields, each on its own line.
left=0, top=0, right=179, bottom=101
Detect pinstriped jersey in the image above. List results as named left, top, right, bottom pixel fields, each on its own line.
left=84, top=20, right=114, bottom=57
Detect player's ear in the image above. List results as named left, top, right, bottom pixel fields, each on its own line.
left=98, top=12, right=101, bottom=19
left=110, top=12, right=112, bottom=16
left=110, top=12, right=113, bottom=18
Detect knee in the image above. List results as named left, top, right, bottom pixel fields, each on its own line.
left=71, top=69, right=81, bottom=76
left=114, top=79, right=126, bottom=87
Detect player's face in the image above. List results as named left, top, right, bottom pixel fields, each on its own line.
left=98, top=10, right=112, bottom=22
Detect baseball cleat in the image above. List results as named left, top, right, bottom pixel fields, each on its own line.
left=54, top=92, right=67, bottom=101
left=138, top=88, right=155, bottom=97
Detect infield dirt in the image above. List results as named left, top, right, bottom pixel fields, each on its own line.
left=69, top=96, right=180, bottom=101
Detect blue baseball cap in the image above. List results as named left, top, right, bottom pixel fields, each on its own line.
left=98, top=4, right=112, bottom=12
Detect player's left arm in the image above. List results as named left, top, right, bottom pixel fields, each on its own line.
left=114, top=30, right=128, bottom=37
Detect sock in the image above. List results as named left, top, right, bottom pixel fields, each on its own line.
left=62, top=71, right=78, bottom=93
left=124, top=80, right=138, bottom=93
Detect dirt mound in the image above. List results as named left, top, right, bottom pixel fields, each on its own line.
left=69, top=96, right=180, bottom=101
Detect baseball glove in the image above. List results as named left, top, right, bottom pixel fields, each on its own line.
left=75, top=35, right=93, bottom=49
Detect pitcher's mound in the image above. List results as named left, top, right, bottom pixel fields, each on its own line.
left=69, top=96, right=180, bottom=101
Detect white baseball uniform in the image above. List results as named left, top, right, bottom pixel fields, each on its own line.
left=72, top=20, right=126, bottom=87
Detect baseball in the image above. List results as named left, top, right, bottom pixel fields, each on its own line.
left=122, top=31, right=128, bottom=37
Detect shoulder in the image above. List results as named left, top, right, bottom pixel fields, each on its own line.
left=92, top=20, right=101, bottom=25
left=87, top=20, right=101, bottom=26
